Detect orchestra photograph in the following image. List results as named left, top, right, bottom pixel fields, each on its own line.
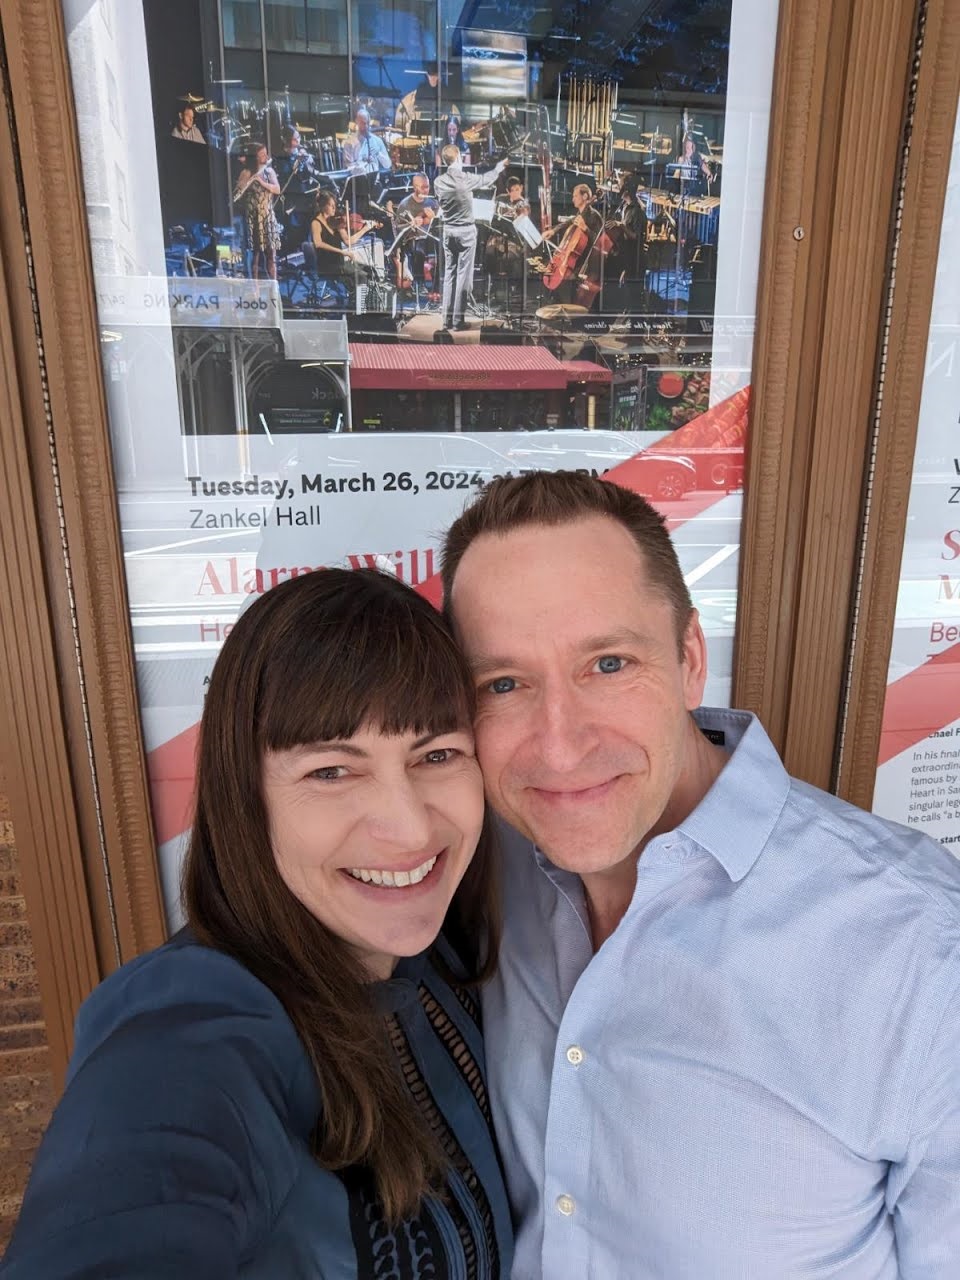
left=144, top=0, right=733, bottom=433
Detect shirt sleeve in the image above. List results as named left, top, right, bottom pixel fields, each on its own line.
left=0, top=950, right=304, bottom=1279
left=888, top=979, right=960, bottom=1275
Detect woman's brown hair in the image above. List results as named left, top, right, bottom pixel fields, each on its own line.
left=182, top=568, right=499, bottom=1222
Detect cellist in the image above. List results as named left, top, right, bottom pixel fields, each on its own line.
left=540, top=184, right=603, bottom=302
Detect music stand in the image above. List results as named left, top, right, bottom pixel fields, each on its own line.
left=513, top=214, right=543, bottom=250
left=472, top=197, right=495, bottom=223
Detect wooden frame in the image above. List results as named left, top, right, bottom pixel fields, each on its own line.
left=836, top=0, right=960, bottom=806
left=735, top=0, right=923, bottom=786
left=0, top=0, right=946, bottom=1081
left=0, top=1, right=166, bottom=1085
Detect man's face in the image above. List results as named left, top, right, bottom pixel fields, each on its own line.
left=356, top=112, right=369, bottom=135
left=450, top=516, right=707, bottom=876
left=285, top=131, right=300, bottom=153
left=573, top=188, right=588, bottom=210
left=412, top=178, right=428, bottom=201
left=508, top=183, right=522, bottom=200
left=181, top=108, right=194, bottom=129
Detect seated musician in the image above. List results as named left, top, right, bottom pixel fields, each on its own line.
left=540, top=183, right=603, bottom=305
left=396, top=63, right=439, bottom=133
left=485, top=176, right=529, bottom=287
left=342, top=108, right=392, bottom=176
left=443, top=116, right=470, bottom=157
left=394, top=174, right=439, bottom=292
left=172, top=104, right=205, bottom=144
left=502, top=176, right=530, bottom=219
left=308, top=191, right=374, bottom=299
left=674, top=133, right=712, bottom=197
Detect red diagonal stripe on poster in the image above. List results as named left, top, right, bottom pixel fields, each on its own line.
left=877, top=642, right=960, bottom=765
left=147, top=386, right=751, bottom=846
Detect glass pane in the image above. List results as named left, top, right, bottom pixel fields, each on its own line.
left=873, top=94, right=960, bottom=852
left=62, top=0, right=780, bottom=921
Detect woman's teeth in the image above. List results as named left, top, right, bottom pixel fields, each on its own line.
left=348, top=854, right=438, bottom=888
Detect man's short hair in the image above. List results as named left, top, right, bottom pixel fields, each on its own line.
left=573, top=183, right=593, bottom=202
left=441, top=471, right=694, bottom=651
left=440, top=144, right=460, bottom=166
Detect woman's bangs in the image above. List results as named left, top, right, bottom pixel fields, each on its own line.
left=257, top=586, right=474, bottom=752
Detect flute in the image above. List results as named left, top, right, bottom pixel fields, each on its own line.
left=232, top=158, right=273, bottom=204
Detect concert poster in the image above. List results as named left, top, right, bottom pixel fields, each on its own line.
left=873, top=98, right=960, bottom=851
left=62, top=0, right=779, bottom=917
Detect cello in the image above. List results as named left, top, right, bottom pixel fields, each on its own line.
left=542, top=210, right=592, bottom=291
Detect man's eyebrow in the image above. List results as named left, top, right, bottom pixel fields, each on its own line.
left=468, top=630, right=652, bottom=679
left=469, top=655, right=520, bottom=679
left=577, top=628, right=653, bottom=652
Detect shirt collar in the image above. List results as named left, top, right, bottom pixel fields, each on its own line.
left=676, top=708, right=790, bottom=882
left=529, top=708, right=790, bottom=891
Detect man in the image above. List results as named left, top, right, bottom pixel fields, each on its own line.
left=273, top=126, right=318, bottom=253
left=434, top=143, right=505, bottom=332
left=441, top=470, right=960, bottom=1278
left=342, top=108, right=392, bottom=177
left=394, top=173, right=439, bottom=292
left=541, top=183, right=602, bottom=303
left=613, top=172, right=648, bottom=311
left=171, top=105, right=205, bottom=144
left=502, top=175, right=530, bottom=219
left=395, top=172, right=439, bottom=229
left=396, top=62, right=440, bottom=133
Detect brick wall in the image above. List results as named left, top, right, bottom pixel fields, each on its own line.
left=0, top=784, right=54, bottom=1254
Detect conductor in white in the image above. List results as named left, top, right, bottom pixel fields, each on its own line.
left=434, top=144, right=505, bottom=332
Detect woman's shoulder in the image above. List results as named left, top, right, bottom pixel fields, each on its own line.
left=70, top=930, right=307, bottom=1089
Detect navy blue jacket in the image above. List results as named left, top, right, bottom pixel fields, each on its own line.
left=1, top=932, right=513, bottom=1278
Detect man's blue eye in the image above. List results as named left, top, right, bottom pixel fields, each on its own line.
left=597, top=656, right=624, bottom=674
left=490, top=676, right=516, bottom=694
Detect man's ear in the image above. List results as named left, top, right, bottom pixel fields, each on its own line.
left=681, top=609, right=708, bottom=710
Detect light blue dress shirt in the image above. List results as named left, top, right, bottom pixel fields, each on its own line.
left=484, top=708, right=960, bottom=1278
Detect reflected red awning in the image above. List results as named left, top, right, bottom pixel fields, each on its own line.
left=560, top=359, right=613, bottom=385
left=348, top=343, right=611, bottom=392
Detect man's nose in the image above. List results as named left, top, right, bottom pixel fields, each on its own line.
left=365, top=777, right=433, bottom=851
left=530, top=684, right=600, bottom=773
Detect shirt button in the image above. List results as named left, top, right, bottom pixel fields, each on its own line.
left=556, top=1194, right=576, bottom=1216
left=566, top=1045, right=585, bottom=1066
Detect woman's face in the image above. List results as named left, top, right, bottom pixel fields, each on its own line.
left=262, top=723, right=484, bottom=980
left=320, top=196, right=335, bottom=217
left=256, top=146, right=268, bottom=167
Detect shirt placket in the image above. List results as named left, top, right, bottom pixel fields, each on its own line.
left=538, top=844, right=693, bottom=1279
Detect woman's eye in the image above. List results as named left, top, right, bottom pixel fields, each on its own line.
left=488, top=676, right=517, bottom=695
left=308, top=766, right=347, bottom=781
left=422, top=748, right=458, bottom=765
left=595, top=655, right=625, bottom=674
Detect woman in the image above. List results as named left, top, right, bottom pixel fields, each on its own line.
left=437, top=114, right=470, bottom=166
left=234, top=142, right=281, bottom=280
left=309, top=190, right=373, bottom=297
left=1, top=569, right=512, bottom=1278
left=675, top=133, right=711, bottom=198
